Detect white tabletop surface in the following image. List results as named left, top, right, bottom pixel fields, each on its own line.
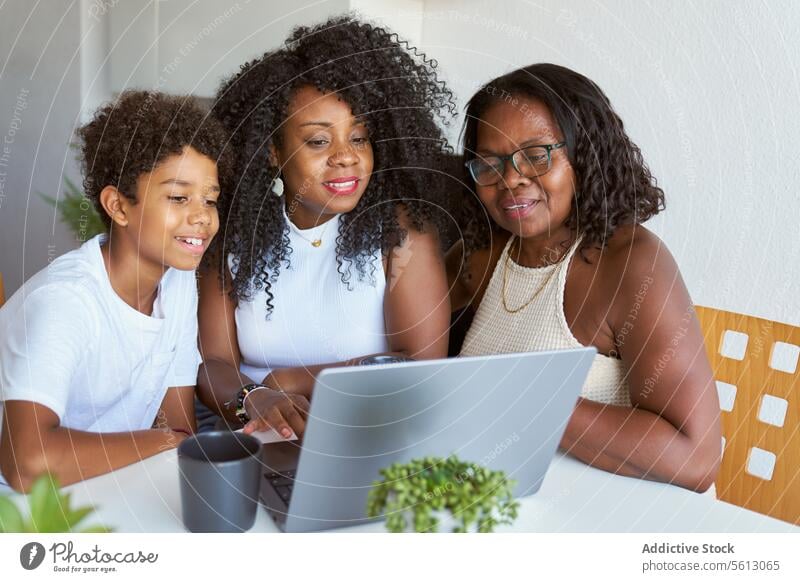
left=41, top=430, right=798, bottom=533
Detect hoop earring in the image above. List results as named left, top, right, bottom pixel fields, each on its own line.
left=271, top=176, right=284, bottom=197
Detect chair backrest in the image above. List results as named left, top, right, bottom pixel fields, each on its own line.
left=695, top=306, right=799, bottom=524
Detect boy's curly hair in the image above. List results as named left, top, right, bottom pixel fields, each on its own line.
left=460, top=63, right=665, bottom=255
left=78, top=91, right=231, bottom=227
left=210, top=14, right=458, bottom=315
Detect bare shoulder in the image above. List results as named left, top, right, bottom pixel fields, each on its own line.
left=591, top=225, right=679, bottom=287
left=590, top=225, right=687, bottom=323
left=447, top=230, right=510, bottom=311
left=389, top=203, right=443, bottom=249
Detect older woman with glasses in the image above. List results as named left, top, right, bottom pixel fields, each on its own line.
left=448, top=63, right=721, bottom=493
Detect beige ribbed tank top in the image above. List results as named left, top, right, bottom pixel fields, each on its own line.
left=461, top=236, right=632, bottom=407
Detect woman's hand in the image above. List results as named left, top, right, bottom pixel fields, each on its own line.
left=242, top=387, right=310, bottom=438
left=261, top=366, right=317, bottom=396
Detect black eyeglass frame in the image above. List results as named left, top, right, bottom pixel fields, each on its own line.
left=465, top=141, right=567, bottom=186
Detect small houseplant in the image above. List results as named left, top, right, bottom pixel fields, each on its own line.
left=0, top=474, right=111, bottom=533
left=367, top=455, right=520, bottom=532
left=40, top=176, right=106, bottom=243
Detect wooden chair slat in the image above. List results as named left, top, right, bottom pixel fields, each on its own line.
left=695, top=306, right=800, bottom=525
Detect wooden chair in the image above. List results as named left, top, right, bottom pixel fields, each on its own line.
left=695, top=306, right=800, bottom=524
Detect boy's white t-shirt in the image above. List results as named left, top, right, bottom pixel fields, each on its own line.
left=0, top=234, right=201, bottom=485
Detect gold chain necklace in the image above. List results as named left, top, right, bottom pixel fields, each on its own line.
left=287, top=215, right=335, bottom=248
left=501, top=237, right=567, bottom=314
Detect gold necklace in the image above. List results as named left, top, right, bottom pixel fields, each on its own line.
left=501, top=237, right=566, bottom=314
left=288, top=215, right=335, bottom=247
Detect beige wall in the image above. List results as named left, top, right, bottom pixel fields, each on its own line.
left=421, top=0, right=800, bottom=325
left=3, top=0, right=799, bottom=326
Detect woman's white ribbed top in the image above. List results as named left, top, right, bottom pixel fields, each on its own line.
left=233, top=212, right=389, bottom=383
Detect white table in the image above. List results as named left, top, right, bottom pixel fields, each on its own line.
left=48, top=437, right=798, bottom=533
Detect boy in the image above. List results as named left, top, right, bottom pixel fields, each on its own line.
left=0, top=91, right=229, bottom=492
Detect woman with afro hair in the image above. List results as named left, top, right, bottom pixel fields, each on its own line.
left=197, top=16, right=457, bottom=437
left=448, top=64, right=721, bottom=493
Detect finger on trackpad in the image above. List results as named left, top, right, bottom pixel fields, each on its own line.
left=236, top=428, right=297, bottom=444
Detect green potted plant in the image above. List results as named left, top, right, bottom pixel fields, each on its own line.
left=40, top=176, right=106, bottom=243
left=367, top=455, right=520, bottom=532
left=0, top=474, right=111, bottom=533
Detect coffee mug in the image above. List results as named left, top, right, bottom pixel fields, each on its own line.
left=178, top=431, right=263, bottom=533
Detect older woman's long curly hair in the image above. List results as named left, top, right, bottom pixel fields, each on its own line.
left=460, top=63, right=665, bottom=255
left=209, top=15, right=457, bottom=314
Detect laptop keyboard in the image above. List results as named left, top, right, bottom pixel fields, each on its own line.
left=265, top=470, right=296, bottom=504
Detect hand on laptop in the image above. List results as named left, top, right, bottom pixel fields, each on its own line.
left=242, top=388, right=309, bottom=438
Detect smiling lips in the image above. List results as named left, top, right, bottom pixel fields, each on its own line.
left=322, top=176, right=360, bottom=196
left=500, top=198, right=540, bottom=219
left=175, top=235, right=208, bottom=256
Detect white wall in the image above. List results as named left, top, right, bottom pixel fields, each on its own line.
left=102, top=0, right=424, bottom=97
left=0, top=0, right=425, bottom=297
left=0, top=1, right=84, bottom=296
left=351, top=0, right=425, bottom=49
left=107, top=0, right=351, bottom=97
left=420, top=0, right=800, bottom=326
left=80, top=0, right=113, bottom=124
left=0, top=0, right=353, bottom=297
left=3, top=0, right=799, bottom=327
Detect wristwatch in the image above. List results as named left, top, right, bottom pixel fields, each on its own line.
left=357, top=355, right=414, bottom=366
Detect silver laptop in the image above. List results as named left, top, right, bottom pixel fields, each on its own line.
left=259, top=348, right=596, bottom=532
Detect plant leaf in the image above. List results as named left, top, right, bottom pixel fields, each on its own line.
left=26, top=474, right=74, bottom=533
left=368, top=454, right=521, bottom=533
left=63, top=176, right=83, bottom=197
left=26, top=474, right=55, bottom=531
left=11, top=474, right=111, bottom=533
left=77, top=525, right=113, bottom=533
left=64, top=505, right=97, bottom=530
left=37, top=176, right=106, bottom=242
left=38, top=192, right=57, bottom=207
left=0, top=495, right=25, bottom=533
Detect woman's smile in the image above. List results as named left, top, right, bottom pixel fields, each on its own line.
left=475, top=97, right=575, bottom=240
left=273, top=86, right=374, bottom=229
left=322, top=175, right=361, bottom=196
left=499, top=196, right=542, bottom=220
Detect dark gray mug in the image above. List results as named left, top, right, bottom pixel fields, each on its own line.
left=178, top=431, right=262, bottom=533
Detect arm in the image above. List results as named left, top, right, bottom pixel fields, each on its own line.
left=559, top=235, right=721, bottom=492
left=196, top=263, right=257, bottom=420
left=445, top=232, right=508, bottom=313
left=383, top=216, right=451, bottom=358
left=0, top=286, right=186, bottom=492
left=152, top=386, right=197, bottom=434
left=195, top=262, right=309, bottom=437
left=445, top=239, right=471, bottom=312
left=1, top=401, right=183, bottom=493
left=245, top=220, right=451, bottom=434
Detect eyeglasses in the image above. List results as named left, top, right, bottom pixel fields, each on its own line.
left=465, top=142, right=567, bottom=186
